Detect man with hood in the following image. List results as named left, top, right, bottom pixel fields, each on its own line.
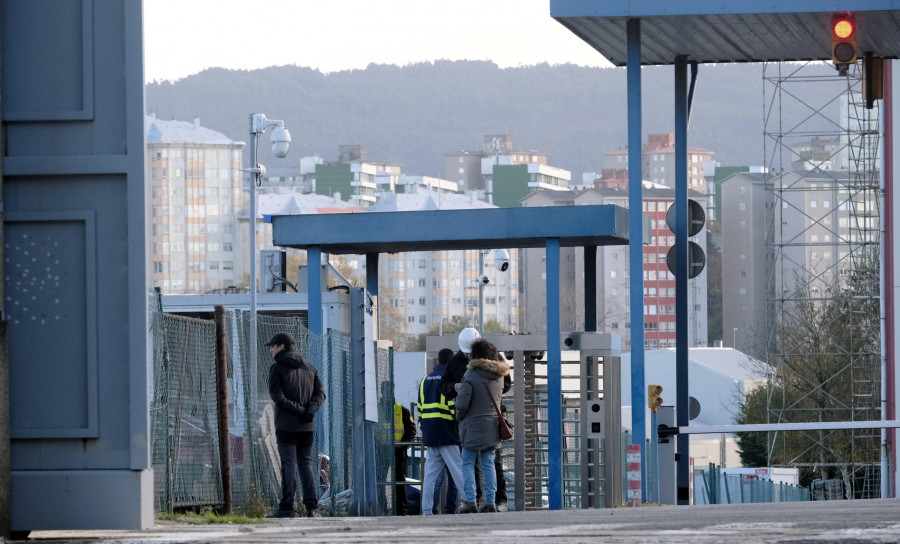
left=267, top=332, right=327, bottom=518
left=454, top=338, right=510, bottom=514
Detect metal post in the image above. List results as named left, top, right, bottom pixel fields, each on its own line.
left=248, top=120, right=260, bottom=383
left=214, top=306, right=232, bottom=514
left=546, top=238, right=562, bottom=509
left=626, top=17, right=647, bottom=501
left=513, top=349, right=526, bottom=512
left=479, top=250, right=485, bottom=333
left=585, top=245, right=597, bottom=331
left=366, top=253, right=379, bottom=338
left=881, top=58, right=894, bottom=499
left=674, top=55, right=691, bottom=505
left=650, top=409, right=659, bottom=503
left=308, top=247, right=322, bottom=334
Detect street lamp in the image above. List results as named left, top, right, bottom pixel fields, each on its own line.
left=732, top=327, right=738, bottom=349
left=244, top=113, right=291, bottom=367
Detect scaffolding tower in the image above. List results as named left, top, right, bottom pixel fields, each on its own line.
left=763, top=61, right=882, bottom=498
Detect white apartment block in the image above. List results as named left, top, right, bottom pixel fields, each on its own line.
left=147, top=115, right=245, bottom=294
left=367, top=188, right=520, bottom=336
left=721, top=169, right=877, bottom=355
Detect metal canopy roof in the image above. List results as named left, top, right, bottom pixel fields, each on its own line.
left=551, top=0, right=900, bottom=66
left=269, top=205, right=630, bottom=255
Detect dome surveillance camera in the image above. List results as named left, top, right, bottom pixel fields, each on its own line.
left=494, top=249, right=510, bottom=272
left=270, top=125, right=291, bottom=158
left=478, top=274, right=490, bottom=285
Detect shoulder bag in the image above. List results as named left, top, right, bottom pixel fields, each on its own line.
left=482, top=378, right=514, bottom=441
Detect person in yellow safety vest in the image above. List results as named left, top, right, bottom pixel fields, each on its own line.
left=394, top=402, right=416, bottom=515
left=418, top=348, right=465, bottom=515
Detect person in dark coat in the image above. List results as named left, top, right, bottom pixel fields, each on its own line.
left=266, top=332, right=326, bottom=518
left=454, top=338, right=510, bottom=514
left=438, top=327, right=480, bottom=400
left=418, top=347, right=464, bottom=515
left=439, top=328, right=512, bottom=509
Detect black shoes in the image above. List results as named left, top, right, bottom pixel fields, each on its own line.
left=480, top=504, right=497, bottom=513
left=268, top=509, right=297, bottom=518
left=457, top=502, right=478, bottom=514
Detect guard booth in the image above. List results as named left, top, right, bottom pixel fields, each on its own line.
left=425, top=331, right=622, bottom=510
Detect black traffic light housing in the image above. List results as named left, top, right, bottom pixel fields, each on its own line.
left=831, top=13, right=857, bottom=74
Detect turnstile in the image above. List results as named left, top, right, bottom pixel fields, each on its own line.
left=424, top=332, right=622, bottom=510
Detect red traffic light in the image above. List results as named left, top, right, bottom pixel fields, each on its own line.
left=832, top=17, right=855, bottom=40
left=831, top=14, right=858, bottom=66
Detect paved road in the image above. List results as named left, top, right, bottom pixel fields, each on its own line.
left=21, top=499, right=900, bottom=544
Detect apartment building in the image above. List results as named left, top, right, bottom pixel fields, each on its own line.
left=521, top=185, right=708, bottom=350
left=315, top=144, right=402, bottom=207
left=444, top=134, right=548, bottom=192
left=147, top=115, right=245, bottom=294
left=720, top=169, right=872, bottom=355
left=367, top=188, right=520, bottom=336
left=603, top=133, right=714, bottom=194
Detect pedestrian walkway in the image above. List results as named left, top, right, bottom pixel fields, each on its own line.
left=21, top=499, right=900, bottom=544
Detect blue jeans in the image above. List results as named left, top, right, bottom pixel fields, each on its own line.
left=461, top=447, right=496, bottom=505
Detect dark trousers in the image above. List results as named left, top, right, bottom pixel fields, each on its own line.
left=276, top=430, right=317, bottom=512
left=475, top=447, right=507, bottom=505
left=395, top=447, right=409, bottom=515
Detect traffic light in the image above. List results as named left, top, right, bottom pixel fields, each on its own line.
left=831, top=13, right=857, bottom=72
left=666, top=199, right=706, bottom=279
left=648, top=384, right=663, bottom=413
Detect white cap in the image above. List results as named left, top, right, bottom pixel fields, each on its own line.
left=458, top=327, right=481, bottom=354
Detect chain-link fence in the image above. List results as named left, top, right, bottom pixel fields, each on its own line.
left=150, top=293, right=397, bottom=516
left=150, top=296, right=222, bottom=512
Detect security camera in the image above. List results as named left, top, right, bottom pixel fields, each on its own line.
left=478, top=274, right=490, bottom=285
left=494, top=249, right=510, bottom=272
left=270, top=125, right=291, bottom=158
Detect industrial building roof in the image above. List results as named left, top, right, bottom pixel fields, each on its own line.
left=145, top=114, right=243, bottom=146
left=550, top=1, right=900, bottom=66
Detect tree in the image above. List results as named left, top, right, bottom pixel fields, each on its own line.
left=706, top=229, right=723, bottom=346
left=735, top=384, right=770, bottom=468
left=734, top=251, right=881, bottom=491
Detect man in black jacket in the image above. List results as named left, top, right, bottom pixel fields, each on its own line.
left=267, top=332, right=327, bottom=518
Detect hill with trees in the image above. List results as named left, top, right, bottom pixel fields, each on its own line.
left=146, top=61, right=843, bottom=179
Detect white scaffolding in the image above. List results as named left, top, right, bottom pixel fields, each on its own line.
left=762, top=61, right=882, bottom=498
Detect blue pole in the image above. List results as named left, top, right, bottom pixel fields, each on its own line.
left=308, top=247, right=322, bottom=334
left=627, top=17, right=647, bottom=502
left=366, top=252, right=379, bottom=338
left=674, top=55, right=691, bottom=505
left=546, top=237, right=562, bottom=510
left=651, top=409, right=659, bottom=503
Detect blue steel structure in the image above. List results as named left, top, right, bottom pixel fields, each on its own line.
left=551, top=0, right=900, bottom=505
left=269, top=205, right=640, bottom=510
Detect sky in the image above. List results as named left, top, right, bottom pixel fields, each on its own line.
left=143, top=0, right=611, bottom=83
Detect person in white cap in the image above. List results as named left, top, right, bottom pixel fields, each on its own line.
left=438, top=328, right=481, bottom=400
